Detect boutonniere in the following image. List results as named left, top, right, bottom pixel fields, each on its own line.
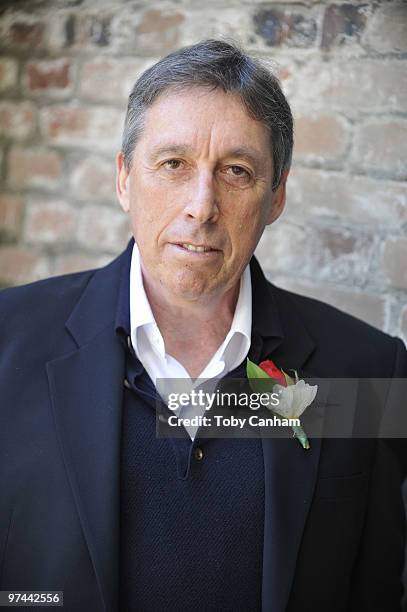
left=246, top=358, right=318, bottom=450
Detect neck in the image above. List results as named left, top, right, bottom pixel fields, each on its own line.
left=142, top=273, right=240, bottom=379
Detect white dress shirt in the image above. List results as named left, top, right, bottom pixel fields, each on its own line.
left=129, top=241, right=252, bottom=439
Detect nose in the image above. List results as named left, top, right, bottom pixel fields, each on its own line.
left=183, top=170, right=219, bottom=223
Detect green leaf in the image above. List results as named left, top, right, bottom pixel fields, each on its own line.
left=246, top=358, right=282, bottom=393
left=246, top=358, right=271, bottom=379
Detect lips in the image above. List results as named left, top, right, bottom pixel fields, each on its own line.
left=172, top=242, right=220, bottom=253
left=179, top=243, right=215, bottom=252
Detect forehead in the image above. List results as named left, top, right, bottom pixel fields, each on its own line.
left=136, top=86, right=271, bottom=159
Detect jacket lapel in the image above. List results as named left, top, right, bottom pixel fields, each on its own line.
left=46, top=248, right=130, bottom=612
left=249, top=257, right=323, bottom=612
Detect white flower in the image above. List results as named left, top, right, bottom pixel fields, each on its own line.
left=272, top=379, right=318, bottom=419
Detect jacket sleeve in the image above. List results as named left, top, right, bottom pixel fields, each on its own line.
left=382, top=337, right=407, bottom=476
left=348, top=438, right=405, bottom=611
left=349, top=337, right=407, bottom=611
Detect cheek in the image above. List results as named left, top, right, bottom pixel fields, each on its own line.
left=128, top=182, right=162, bottom=227
left=226, top=205, right=262, bottom=240
left=133, top=172, right=182, bottom=218
left=237, top=208, right=254, bottom=230
left=127, top=199, right=154, bottom=249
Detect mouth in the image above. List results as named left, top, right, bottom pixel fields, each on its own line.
left=169, top=242, right=221, bottom=258
left=179, top=242, right=216, bottom=252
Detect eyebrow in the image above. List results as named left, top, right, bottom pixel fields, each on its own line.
left=148, top=144, right=266, bottom=172
left=149, top=145, right=190, bottom=160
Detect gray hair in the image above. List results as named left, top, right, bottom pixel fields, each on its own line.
left=122, top=39, right=293, bottom=191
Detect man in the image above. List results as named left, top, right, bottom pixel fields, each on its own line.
left=0, top=39, right=406, bottom=612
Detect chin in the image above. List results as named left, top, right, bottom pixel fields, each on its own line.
left=166, top=271, right=216, bottom=302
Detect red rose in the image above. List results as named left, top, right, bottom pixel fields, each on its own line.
left=259, top=359, right=286, bottom=386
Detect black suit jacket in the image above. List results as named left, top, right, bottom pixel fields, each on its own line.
left=0, top=246, right=406, bottom=612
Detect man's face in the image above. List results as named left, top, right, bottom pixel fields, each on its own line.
left=116, top=86, right=287, bottom=303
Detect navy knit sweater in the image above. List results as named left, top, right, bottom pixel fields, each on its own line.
left=118, top=351, right=265, bottom=612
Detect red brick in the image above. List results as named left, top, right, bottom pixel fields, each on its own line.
left=79, top=58, right=154, bottom=103
left=24, top=59, right=73, bottom=94
left=288, top=168, right=407, bottom=227
left=40, top=105, right=122, bottom=150
left=111, top=7, right=187, bottom=55
left=0, top=245, right=51, bottom=287
left=363, top=3, right=407, bottom=54
left=353, top=119, right=407, bottom=179
left=137, top=8, right=185, bottom=35
left=135, top=8, right=185, bottom=53
left=4, top=17, right=45, bottom=49
left=253, top=7, right=317, bottom=48
left=321, top=4, right=368, bottom=51
left=23, top=200, right=77, bottom=244
left=53, top=252, right=111, bottom=275
left=272, top=276, right=386, bottom=330
left=7, top=147, right=62, bottom=190
left=381, top=238, right=407, bottom=290
left=0, top=193, right=24, bottom=239
left=70, top=156, right=115, bottom=201
left=0, top=58, right=18, bottom=92
left=181, top=9, right=255, bottom=51
left=77, top=204, right=131, bottom=252
left=0, top=101, right=36, bottom=141
left=46, top=11, right=114, bottom=52
left=294, top=113, right=349, bottom=163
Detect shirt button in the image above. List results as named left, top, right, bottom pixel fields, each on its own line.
left=194, top=447, right=204, bottom=461
left=123, top=379, right=131, bottom=389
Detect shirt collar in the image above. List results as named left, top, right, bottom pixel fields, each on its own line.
left=201, top=262, right=251, bottom=377
left=129, top=240, right=157, bottom=331
left=228, top=261, right=252, bottom=342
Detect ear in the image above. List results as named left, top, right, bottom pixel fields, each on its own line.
left=266, top=169, right=289, bottom=226
left=116, top=151, right=131, bottom=213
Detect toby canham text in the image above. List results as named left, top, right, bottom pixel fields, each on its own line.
left=167, top=414, right=301, bottom=429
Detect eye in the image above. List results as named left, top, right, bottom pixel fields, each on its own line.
left=162, top=159, right=183, bottom=170
left=222, top=165, right=252, bottom=184
left=229, top=165, right=249, bottom=177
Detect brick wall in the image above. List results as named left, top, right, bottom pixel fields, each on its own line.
left=0, top=0, right=406, bottom=341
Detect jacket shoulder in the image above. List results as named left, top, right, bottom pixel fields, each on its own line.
left=0, top=269, right=96, bottom=331
left=271, top=282, right=404, bottom=377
